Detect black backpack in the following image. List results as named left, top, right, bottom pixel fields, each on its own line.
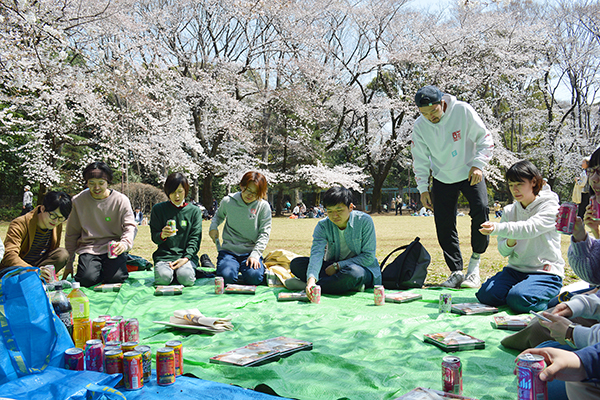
left=380, top=237, right=431, bottom=289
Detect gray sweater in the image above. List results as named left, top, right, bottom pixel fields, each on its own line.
left=209, top=192, right=272, bottom=260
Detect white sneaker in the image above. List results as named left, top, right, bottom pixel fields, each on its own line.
left=440, top=271, right=464, bottom=288
left=461, top=272, right=481, bottom=288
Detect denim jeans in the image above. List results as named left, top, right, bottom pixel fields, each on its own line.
left=290, top=257, right=374, bottom=294
left=216, top=250, right=265, bottom=285
left=535, top=340, right=572, bottom=400
left=476, top=267, right=562, bottom=313
left=154, top=260, right=196, bottom=286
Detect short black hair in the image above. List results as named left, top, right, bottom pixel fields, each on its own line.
left=322, top=186, right=354, bottom=208
left=506, top=160, right=543, bottom=195
left=83, top=161, right=113, bottom=184
left=164, top=172, right=190, bottom=198
left=590, top=146, right=600, bottom=169
left=43, top=191, right=72, bottom=218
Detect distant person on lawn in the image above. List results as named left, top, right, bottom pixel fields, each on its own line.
left=289, top=186, right=382, bottom=298
left=411, top=85, right=494, bottom=289
left=1, top=191, right=72, bottom=282
left=150, top=172, right=202, bottom=286
left=21, top=185, right=34, bottom=215
left=63, top=161, right=137, bottom=287
left=476, top=160, right=563, bottom=313
left=209, top=171, right=272, bottom=285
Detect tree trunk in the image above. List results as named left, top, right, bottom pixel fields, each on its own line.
left=202, top=174, right=214, bottom=211
left=275, top=189, right=283, bottom=216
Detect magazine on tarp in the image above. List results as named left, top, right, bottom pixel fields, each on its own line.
left=277, top=292, right=309, bottom=302
left=209, top=336, right=313, bottom=366
left=385, top=291, right=422, bottom=303
left=394, top=387, right=479, bottom=399
left=424, top=330, right=485, bottom=352
left=451, top=303, right=498, bottom=315
left=93, top=283, right=122, bottom=292
left=154, top=285, right=183, bottom=296
left=225, top=284, right=256, bottom=294
left=492, top=315, right=532, bottom=330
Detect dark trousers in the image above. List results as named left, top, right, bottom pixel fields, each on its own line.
left=432, top=178, right=489, bottom=272
left=578, top=192, right=590, bottom=219
left=290, top=257, right=373, bottom=294
left=75, top=253, right=128, bottom=288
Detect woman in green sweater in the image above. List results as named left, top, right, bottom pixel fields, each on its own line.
left=150, top=172, right=203, bottom=286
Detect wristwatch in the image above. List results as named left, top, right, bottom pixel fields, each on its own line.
left=332, top=262, right=340, bottom=272
left=565, top=324, right=578, bottom=349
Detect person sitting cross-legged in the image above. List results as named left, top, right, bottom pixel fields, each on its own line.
left=289, top=186, right=382, bottom=299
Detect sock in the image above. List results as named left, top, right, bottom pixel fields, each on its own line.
left=466, top=254, right=481, bottom=276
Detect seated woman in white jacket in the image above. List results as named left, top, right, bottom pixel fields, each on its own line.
left=476, top=160, right=564, bottom=313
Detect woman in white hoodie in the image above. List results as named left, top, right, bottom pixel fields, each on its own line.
left=476, top=160, right=564, bottom=313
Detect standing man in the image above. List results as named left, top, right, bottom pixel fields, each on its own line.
left=1, top=191, right=71, bottom=282
left=21, top=185, right=34, bottom=215
left=63, top=161, right=137, bottom=287
left=411, top=85, right=494, bottom=288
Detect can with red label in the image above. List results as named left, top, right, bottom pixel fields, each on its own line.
left=517, top=353, right=548, bottom=400
left=101, top=325, right=119, bottom=344
left=64, top=348, right=84, bottom=371
left=84, top=339, right=104, bottom=372
left=215, top=277, right=225, bottom=294
left=310, top=285, right=321, bottom=304
left=442, top=355, right=463, bottom=395
left=591, top=196, right=600, bottom=221
left=156, top=347, right=176, bottom=386
left=42, top=265, right=57, bottom=283
left=135, top=345, right=152, bottom=381
left=91, top=318, right=106, bottom=340
left=165, top=340, right=183, bottom=376
left=106, top=340, right=122, bottom=348
left=104, top=350, right=124, bottom=374
left=110, top=316, right=123, bottom=340
left=107, top=240, right=119, bottom=259
left=122, top=318, right=139, bottom=342
left=439, top=293, right=452, bottom=313
left=374, top=285, right=385, bottom=306
left=98, top=314, right=112, bottom=321
left=556, top=203, right=577, bottom=234
left=123, top=351, right=143, bottom=390
left=121, top=341, right=139, bottom=352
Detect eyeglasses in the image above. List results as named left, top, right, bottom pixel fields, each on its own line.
left=48, top=212, right=66, bottom=222
left=587, top=166, right=600, bottom=177
left=242, top=187, right=258, bottom=197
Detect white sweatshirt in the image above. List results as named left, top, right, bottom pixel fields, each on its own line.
left=564, top=293, right=600, bottom=349
left=491, top=189, right=564, bottom=277
left=411, top=94, right=494, bottom=193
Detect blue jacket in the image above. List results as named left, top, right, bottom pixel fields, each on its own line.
left=576, top=342, right=600, bottom=382
left=307, top=210, right=381, bottom=285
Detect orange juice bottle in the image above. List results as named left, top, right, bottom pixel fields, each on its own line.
left=68, top=282, right=90, bottom=349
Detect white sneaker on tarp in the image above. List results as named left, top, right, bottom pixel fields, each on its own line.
left=461, top=272, right=481, bottom=288
left=440, top=271, right=464, bottom=288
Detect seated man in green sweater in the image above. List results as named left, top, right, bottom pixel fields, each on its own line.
left=150, top=172, right=203, bottom=286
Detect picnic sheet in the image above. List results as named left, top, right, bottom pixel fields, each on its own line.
left=84, top=271, right=523, bottom=400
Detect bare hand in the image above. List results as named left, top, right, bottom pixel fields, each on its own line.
left=305, top=277, right=317, bottom=300
left=209, top=229, right=219, bottom=244
left=421, top=192, right=433, bottom=209
left=553, top=303, right=574, bottom=318
left=583, top=204, right=600, bottom=239
left=161, top=225, right=177, bottom=239
left=246, top=257, right=261, bottom=270
left=468, top=167, right=483, bottom=186
left=517, top=348, right=586, bottom=382
left=61, top=263, right=74, bottom=280
left=539, top=312, right=573, bottom=344
left=112, top=242, right=127, bottom=256
left=479, top=221, right=495, bottom=235
left=39, top=267, right=52, bottom=283
left=169, top=258, right=189, bottom=270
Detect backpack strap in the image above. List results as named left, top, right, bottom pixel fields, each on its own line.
left=380, top=237, right=420, bottom=270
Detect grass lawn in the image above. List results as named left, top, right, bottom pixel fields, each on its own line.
left=0, top=213, right=580, bottom=285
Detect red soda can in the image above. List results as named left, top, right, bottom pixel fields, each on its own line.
left=442, top=355, right=463, bottom=395
left=64, top=348, right=84, bottom=371
left=108, top=241, right=119, bottom=259
left=101, top=326, right=119, bottom=344
left=122, top=318, right=139, bottom=342
left=123, top=351, right=143, bottom=390
left=121, top=341, right=139, bottom=352
left=110, top=316, right=123, bottom=340
left=104, top=345, right=121, bottom=353
left=42, top=265, right=57, bottom=283
left=591, top=196, right=600, bottom=221
left=310, top=285, right=321, bottom=304
left=215, top=277, right=225, bottom=294
left=98, top=314, right=112, bottom=321
left=104, top=350, right=124, bottom=374
left=135, top=345, right=152, bottom=381
left=91, top=318, right=106, bottom=340
left=156, top=347, right=176, bottom=386
left=84, top=339, right=104, bottom=372
left=106, top=340, right=122, bottom=348
left=165, top=340, right=183, bottom=376
left=556, top=203, right=577, bottom=234
left=517, top=353, right=548, bottom=400
left=374, top=285, right=385, bottom=306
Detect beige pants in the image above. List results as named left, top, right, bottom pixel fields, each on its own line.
left=34, top=247, right=70, bottom=272
left=566, top=381, right=600, bottom=399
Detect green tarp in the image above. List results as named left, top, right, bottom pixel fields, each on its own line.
left=85, top=271, right=523, bottom=400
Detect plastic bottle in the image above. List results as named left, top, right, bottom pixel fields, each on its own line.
left=68, top=282, right=91, bottom=349
left=52, top=286, right=74, bottom=338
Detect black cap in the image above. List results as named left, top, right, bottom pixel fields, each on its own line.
left=415, top=85, right=443, bottom=107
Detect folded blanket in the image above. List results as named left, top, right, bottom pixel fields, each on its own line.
left=170, top=308, right=233, bottom=332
